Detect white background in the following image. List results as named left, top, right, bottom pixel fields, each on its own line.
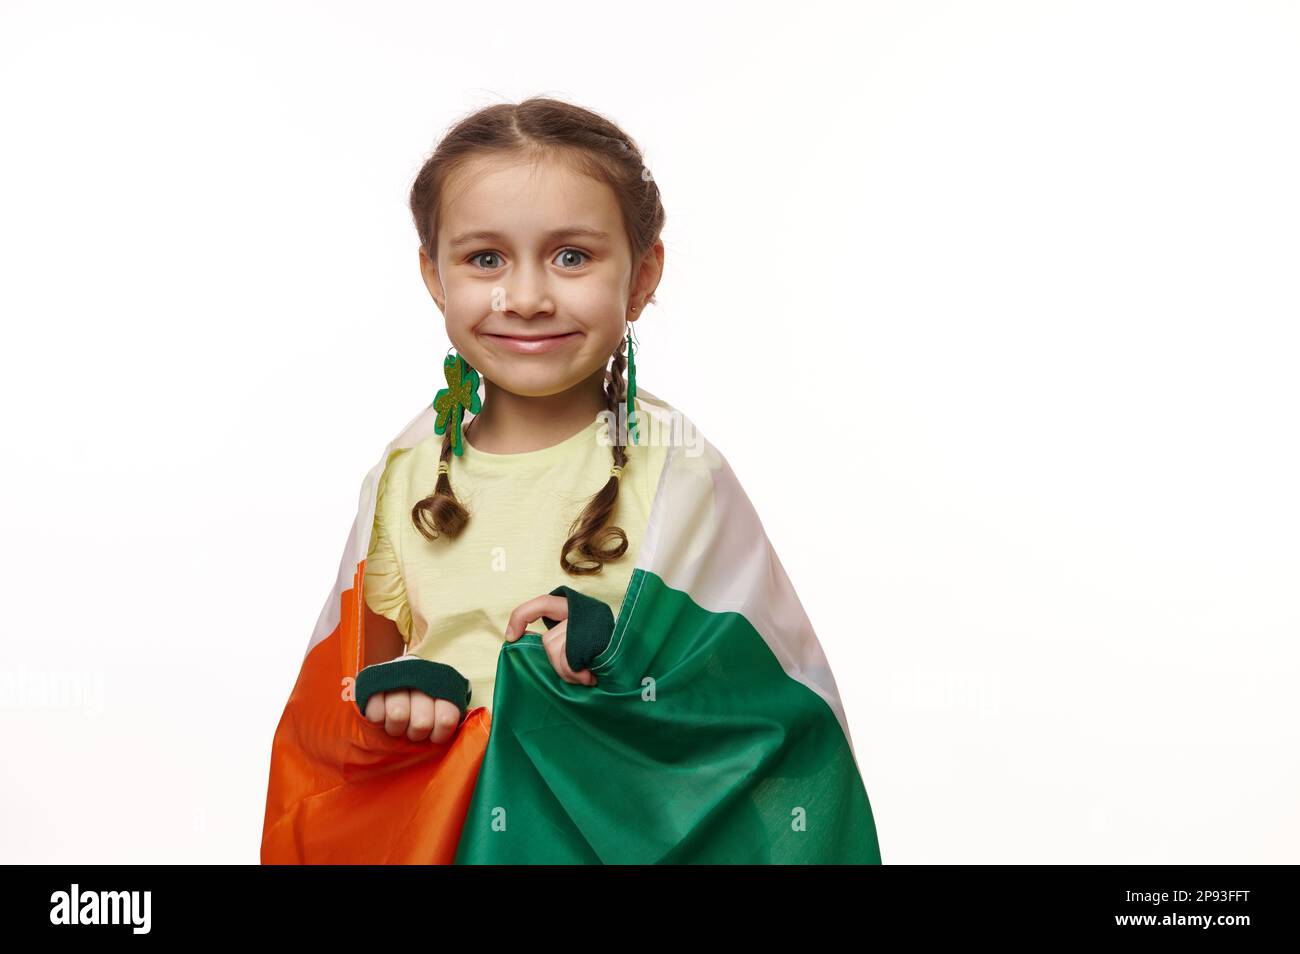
left=1, top=0, right=1296, bottom=864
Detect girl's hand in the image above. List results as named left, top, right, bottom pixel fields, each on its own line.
left=504, top=594, right=598, bottom=687
left=363, top=688, right=462, bottom=743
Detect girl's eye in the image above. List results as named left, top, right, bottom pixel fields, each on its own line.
left=468, top=249, right=589, bottom=270
left=554, top=248, right=590, bottom=269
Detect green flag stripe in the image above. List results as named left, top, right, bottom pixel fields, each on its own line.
left=454, top=568, right=881, bottom=864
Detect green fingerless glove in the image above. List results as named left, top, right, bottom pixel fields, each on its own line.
left=541, top=585, right=616, bottom=674
left=354, top=656, right=472, bottom=722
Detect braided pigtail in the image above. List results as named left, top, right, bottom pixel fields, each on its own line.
left=559, top=340, right=631, bottom=575
left=411, top=425, right=471, bottom=542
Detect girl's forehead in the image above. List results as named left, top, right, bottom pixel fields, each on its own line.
left=444, top=157, right=611, bottom=217
left=440, top=155, right=622, bottom=239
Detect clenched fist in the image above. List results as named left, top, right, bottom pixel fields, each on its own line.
left=362, top=687, right=463, bottom=744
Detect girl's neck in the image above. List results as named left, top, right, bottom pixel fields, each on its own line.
left=465, top=368, right=609, bottom=454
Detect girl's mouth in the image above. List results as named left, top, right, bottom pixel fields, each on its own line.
left=482, top=332, right=582, bottom=355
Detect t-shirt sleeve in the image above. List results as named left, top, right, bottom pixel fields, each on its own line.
left=363, top=461, right=413, bottom=645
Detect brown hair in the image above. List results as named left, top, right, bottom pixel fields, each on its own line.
left=407, top=96, right=666, bottom=575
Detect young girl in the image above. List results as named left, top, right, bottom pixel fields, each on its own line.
left=261, top=97, right=881, bottom=865
left=355, top=100, right=667, bottom=739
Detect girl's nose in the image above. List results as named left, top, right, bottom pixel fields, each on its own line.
left=497, top=258, right=556, bottom=313
left=500, top=281, right=554, bottom=318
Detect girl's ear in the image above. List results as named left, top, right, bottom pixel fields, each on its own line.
left=634, top=239, right=665, bottom=306
left=418, top=244, right=446, bottom=310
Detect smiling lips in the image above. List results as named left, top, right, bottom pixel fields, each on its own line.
left=483, top=331, right=582, bottom=354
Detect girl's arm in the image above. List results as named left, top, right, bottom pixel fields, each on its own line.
left=363, top=601, right=408, bottom=668
left=358, top=602, right=473, bottom=741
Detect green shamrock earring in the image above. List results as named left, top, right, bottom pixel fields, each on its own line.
left=625, top=327, right=639, bottom=446
left=432, top=349, right=481, bottom=456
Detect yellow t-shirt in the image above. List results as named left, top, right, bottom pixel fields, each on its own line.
left=362, top=406, right=669, bottom=715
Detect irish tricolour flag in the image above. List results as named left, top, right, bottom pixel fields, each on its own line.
left=261, top=389, right=881, bottom=864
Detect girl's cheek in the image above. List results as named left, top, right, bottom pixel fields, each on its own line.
left=560, top=282, right=626, bottom=318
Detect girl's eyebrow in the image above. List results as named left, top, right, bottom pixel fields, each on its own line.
left=448, top=226, right=609, bottom=249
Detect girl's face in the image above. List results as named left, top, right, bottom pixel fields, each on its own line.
left=420, top=153, right=659, bottom=400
